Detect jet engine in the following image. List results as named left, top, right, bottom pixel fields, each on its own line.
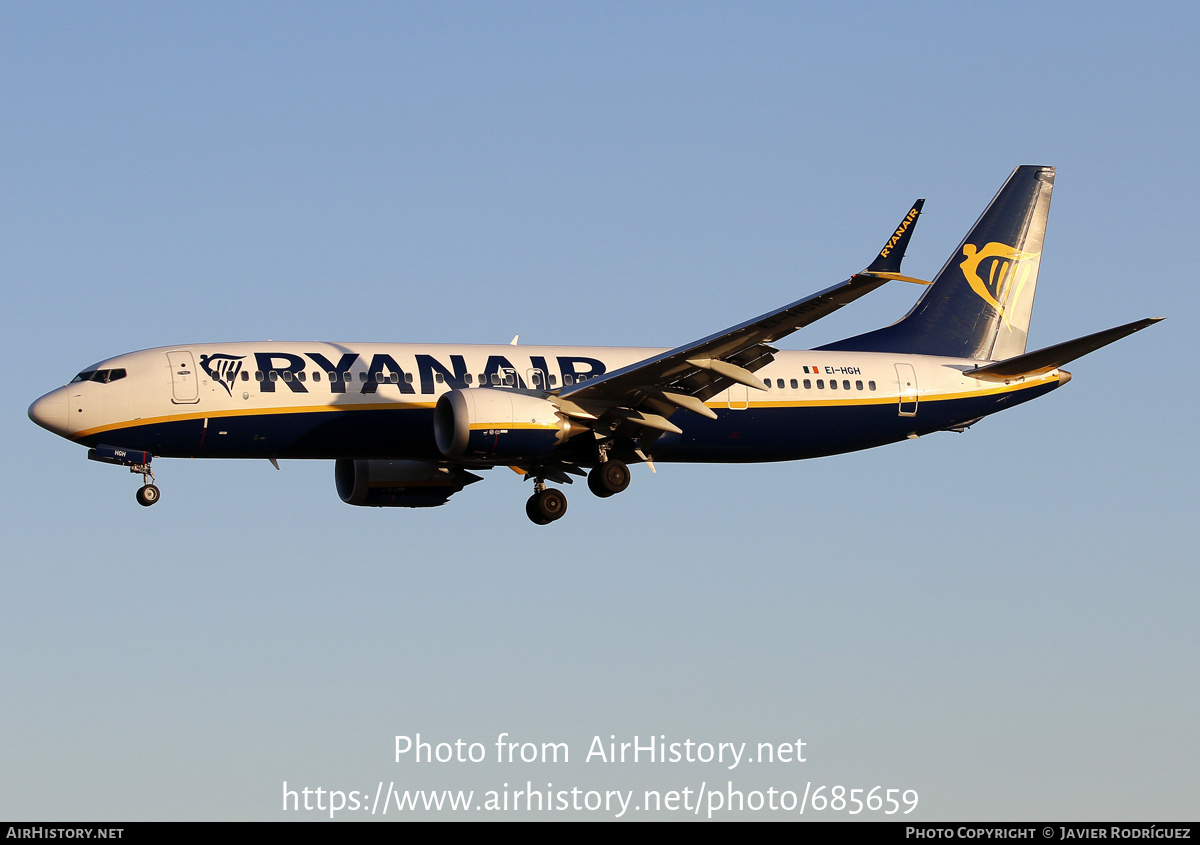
left=434, top=388, right=584, bottom=462
left=334, top=459, right=481, bottom=508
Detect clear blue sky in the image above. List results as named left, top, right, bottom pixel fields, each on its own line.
left=2, top=1, right=1196, bottom=820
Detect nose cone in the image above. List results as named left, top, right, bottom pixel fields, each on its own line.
left=28, top=388, right=69, bottom=437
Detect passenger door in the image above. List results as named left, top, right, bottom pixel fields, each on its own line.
left=895, top=363, right=918, bottom=416
left=167, top=351, right=200, bottom=404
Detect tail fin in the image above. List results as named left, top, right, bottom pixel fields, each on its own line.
left=821, top=165, right=1055, bottom=360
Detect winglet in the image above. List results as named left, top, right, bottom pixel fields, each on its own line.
left=866, top=198, right=924, bottom=274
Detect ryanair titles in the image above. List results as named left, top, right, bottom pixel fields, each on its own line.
left=878, top=205, right=921, bottom=259
left=199, top=351, right=608, bottom=396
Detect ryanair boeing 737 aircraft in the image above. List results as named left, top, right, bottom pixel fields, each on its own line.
left=28, top=166, right=1160, bottom=524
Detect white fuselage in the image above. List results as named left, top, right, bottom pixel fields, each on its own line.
left=29, top=341, right=1066, bottom=464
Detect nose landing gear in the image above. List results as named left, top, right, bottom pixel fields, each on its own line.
left=132, top=462, right=160, bottom=507
left=87, top=446, right=162, bottom=507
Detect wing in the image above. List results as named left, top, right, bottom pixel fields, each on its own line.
left=551, top=201, right=929, bottom=447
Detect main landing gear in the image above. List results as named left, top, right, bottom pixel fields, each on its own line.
left=524, top=458, right=632, bottom=525
left=587, top=458, right=630, bottom=498
left=526, top=485, right=568, bottom=525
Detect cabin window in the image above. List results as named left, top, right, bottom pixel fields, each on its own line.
left=830, top=379, right=837, bottom=390
left=790, top=379, right=798, bottom=389
left=465, top=374, right=473, bottom=385
left=282, top=371, right=293, bottom=382
left=549, top=375, right=557, bottom=386
left=842, top=380, right=850, bottom=390
left=406, top=372, right=414, bottom=383
left=297, top=371, right=306, bottom=382
left=764, top=380, right=771, bottom=389
left=564, top=375, right=573, bottom=386
left=868, top=380, right=876, bottom=390
left=269, top=371, right=278, bottom=382
left=312, top=372, right=321, bottom=382
left=856, top=380, right=863, bottom=390
left=436, top=372, right=444, bottom=383
left=816, top=379, right=824, bottom=389
left=803, top=379, right=811, bottom=389
left=241, top=371, right=249, bottom=381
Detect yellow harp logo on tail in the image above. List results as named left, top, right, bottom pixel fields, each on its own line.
left=959, top=242, right=1041, bottom=318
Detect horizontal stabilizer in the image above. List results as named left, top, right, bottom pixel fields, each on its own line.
left=963, top=318, right=1163, bottom=381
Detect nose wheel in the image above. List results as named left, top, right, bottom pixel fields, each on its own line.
left=131, top=462, right=160, bottom=507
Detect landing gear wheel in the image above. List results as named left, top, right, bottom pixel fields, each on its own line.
left=526, top=495, right=550, bottom=525
left=136, top=484, right=160, bottom=507
left=527, top=488, right=567, bottom=524
left=588, top=459, right=630, bottom=498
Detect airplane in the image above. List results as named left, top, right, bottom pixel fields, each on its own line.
left=28, top=165, right=1161, bottom=524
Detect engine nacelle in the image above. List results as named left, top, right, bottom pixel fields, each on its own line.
left=334, top=459, right=481, bottom=508
left=434, top=388, right=583, bottom=461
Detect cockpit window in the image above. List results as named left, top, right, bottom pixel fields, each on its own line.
left=70, top=368, right=127, bottom=385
